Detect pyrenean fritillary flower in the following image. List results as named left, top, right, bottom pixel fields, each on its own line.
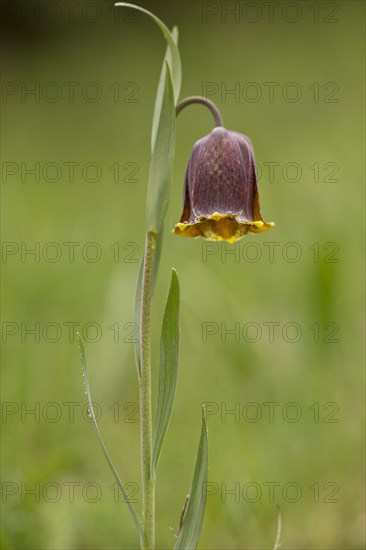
left=173, top=127, right=274, bottom=243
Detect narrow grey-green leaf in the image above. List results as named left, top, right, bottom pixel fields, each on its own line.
left=115, top=3, right=179, bottom=314
left=152, top=268, right=180, bottom=475
left=114, top=3, right=181, bottom=106
left=151, top=25, right=180, bottom=152
left=146, top=61, right=176, bottom=233
left=77, top=335, right=145, bottom=546
left=174, top=406, right=208, bottom=550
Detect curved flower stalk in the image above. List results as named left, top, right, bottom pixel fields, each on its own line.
left=78, top=4, right=274, bottom=550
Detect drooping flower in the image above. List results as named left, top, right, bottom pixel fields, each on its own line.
left=173, top=127, right=274, bottom=243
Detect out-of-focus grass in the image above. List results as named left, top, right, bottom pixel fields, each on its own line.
left=1, top=1, right=365, bottom=548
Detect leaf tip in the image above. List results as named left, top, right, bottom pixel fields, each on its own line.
left=171, top=25, right=179, bottom=40
left=171, top=266, right=179, bottom=284
left=76, top=331, right=84, bottom=352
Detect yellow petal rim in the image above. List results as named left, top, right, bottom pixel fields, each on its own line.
left=173, top=213, right=275, bottom=243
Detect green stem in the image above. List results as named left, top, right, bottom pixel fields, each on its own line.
left=139, top=230, right=157, bottom=549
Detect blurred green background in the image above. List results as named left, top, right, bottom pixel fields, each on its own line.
left=1, top=1, right=365, bottom=548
